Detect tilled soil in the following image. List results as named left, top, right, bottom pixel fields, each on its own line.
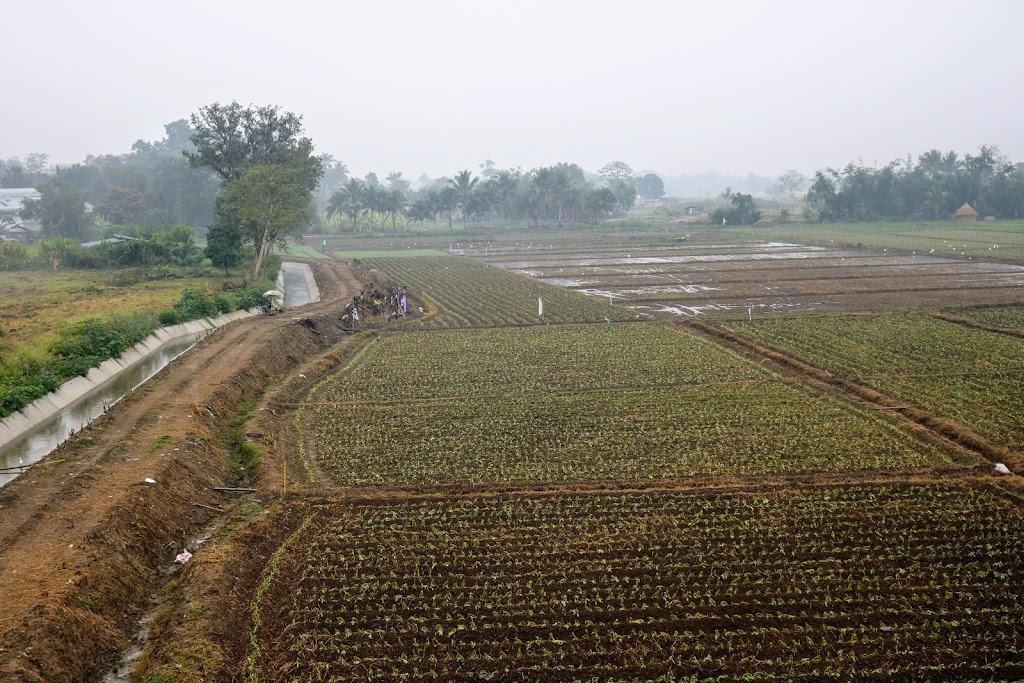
left=0, top=259, right=363, bottom=682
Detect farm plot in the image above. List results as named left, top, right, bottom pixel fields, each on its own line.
left=475, top=241, right=1024, bottom=317
left=253, top=484, right=1024, bottom=682
left=360, top=255, right=625, bottom=328
left=307, top=324, right=954, bottom=485
left=724, top=220, right=1024, bottom=262
left=311, top=383, right=952, bottom=485
left=722, top=313, right=1024, bottom=450
left=321, top=324, right=770, bottom=402
left=951, top=304, right=1024, bottom=330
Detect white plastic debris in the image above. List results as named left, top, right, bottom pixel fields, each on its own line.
left=994, top=463, right=1011, bottom=475
left=175, top=550, right=192, bottom=564
left=144, top=477, right=157, bottom=484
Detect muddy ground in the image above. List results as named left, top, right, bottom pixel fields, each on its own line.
left=0, top=259, right=368, bottom=682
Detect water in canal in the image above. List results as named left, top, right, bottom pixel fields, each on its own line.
left=0, top=332, right=203, bottom=488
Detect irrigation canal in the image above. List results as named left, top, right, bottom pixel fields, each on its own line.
left=0, top=263, right=316, bottom=488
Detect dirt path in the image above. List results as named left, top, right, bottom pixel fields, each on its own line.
left=0, top=259, right=363, bottom=682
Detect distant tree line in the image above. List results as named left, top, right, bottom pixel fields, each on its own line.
left=807, top=146, right=1024, bottom=221
left=324, top=161, right=642, bottom=232
left=4, top=121, right=220, bottom=239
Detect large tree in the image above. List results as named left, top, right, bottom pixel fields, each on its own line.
left=22, top=178, right=90, bottom=239
left=635, top=173, right=665, bottom=200
left=598, top=160, right=634, bottom=184
left=185, top=102, right=321, bottom=188
left=223, top=165, right=312, bottom=280
left=97, top=186, right=147, bottom=225
left=773, top=169, right=806, bottom=206
left=186, top=102, right=323, bottom=277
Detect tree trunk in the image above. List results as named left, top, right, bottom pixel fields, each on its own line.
left=249, top=226, right=273, bottom=281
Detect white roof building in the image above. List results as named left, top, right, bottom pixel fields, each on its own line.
left=0, top=188, right=41, bottom=223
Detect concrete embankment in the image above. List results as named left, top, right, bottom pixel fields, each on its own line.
left=0, top=309, right=256, bottom=452
left=279, top=261, right=320, bottom=308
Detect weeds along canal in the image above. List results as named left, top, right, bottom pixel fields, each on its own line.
left=0, top=332, right=204, bottom=487
left=0, top=262, right=318, bottom=488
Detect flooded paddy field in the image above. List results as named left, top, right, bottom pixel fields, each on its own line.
left=469, top=241, right=1024, bottom=317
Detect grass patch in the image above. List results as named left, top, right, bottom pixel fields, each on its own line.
left=226, top=400, right=263, bottom=482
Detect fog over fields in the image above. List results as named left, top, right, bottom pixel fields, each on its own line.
left=3, top=0, right=1022, bottom=178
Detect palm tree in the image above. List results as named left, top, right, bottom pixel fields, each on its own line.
left=437, top=186, right=459, bottom=230
left=336, top=177, right=366, bottom=231
left=363, top=183, right=384, bottom=229
left=408, top=194, right=434, bottom=225
left=314, top=154, right=349, bottom=214
left=448, top=170, right=479, bottom=229
left=584, top=187, right=618, bottom=224
left=466, top=184, right=497, bottom=228
left=490, top=169, right=520, bottom=225
left=381, top=187, right=408, bottom=230
left=527, top=167, right=556, bottom=227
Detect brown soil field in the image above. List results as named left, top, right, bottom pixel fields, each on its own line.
left=0, top=259, right=366, bottom=682
left=3, top=241, right=1022, bottom=681
left=478, top=242, right=1024, bottom=316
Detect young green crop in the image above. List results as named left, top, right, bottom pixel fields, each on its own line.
left=952, top=304, right=1024, bottom=330
left=253, top=483, right=1024, bottom=682
left=319, top=323, right=771, bottom=403
left=362, top=254, right=626, bottom=328
left=723, top=312, right=1024, bottom=450
left=311, top=382, right=952, bottom=485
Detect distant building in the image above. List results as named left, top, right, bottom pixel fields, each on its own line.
left=81, top=234, right=139, bottom=247
left=0, top=188, right=43, bottom=242
left=953, top=202, right=979, bottom=223
left=685, top=206, right=699, bottom=215
left=0, top=187, right=41, bottom=222
left=1, top=223, right=36, bottom=242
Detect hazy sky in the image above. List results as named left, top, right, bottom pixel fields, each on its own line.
left=4, top=0, right=1022, bottom=179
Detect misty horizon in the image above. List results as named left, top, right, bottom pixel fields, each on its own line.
left=3, top=0, right=1022, bottom=181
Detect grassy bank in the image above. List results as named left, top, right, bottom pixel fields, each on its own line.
left=0, top=265, right=278, bottom=419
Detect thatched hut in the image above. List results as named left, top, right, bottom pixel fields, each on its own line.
left=954, top=202, right=979, bottom=223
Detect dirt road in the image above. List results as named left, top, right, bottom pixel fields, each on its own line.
left=0, top=259, right=362, bottom=682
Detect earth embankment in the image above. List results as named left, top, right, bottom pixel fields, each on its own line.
left=0, top=259, right=361, bottom=682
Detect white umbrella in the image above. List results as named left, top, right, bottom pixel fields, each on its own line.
left=263, top=290, right=284, bottom=299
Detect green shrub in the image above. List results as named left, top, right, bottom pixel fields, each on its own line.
left=50, top=313, right=158, bottom=377
left=214, top=293, right=237, bottom=314
left=174, top=287, right=220, bottom=322
left=159, top=309, right=182, bottom=326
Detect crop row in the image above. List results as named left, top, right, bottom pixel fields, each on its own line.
left=954, top=304, right=1024, bottom=330
left=361, top=255, right=626, bottom=328
left=310, top=382, right=952, bottom=485
left=258, top=483, right=1024, bottom=682
left=315, top=323, right=770, bottom=403
left=722, top=312, right=1024, bottom=450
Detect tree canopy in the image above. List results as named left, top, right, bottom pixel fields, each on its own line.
left=22, top=179, right=90, bottom=239
left=224, top=164, right=313, bottom=280
left=635, top=173, right=665, bottom=200
left=185, top=102, right=321, bottom=193
left=807, top=146, right=1024, bottom=221
left=186, top=101, right=323, bottom=279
